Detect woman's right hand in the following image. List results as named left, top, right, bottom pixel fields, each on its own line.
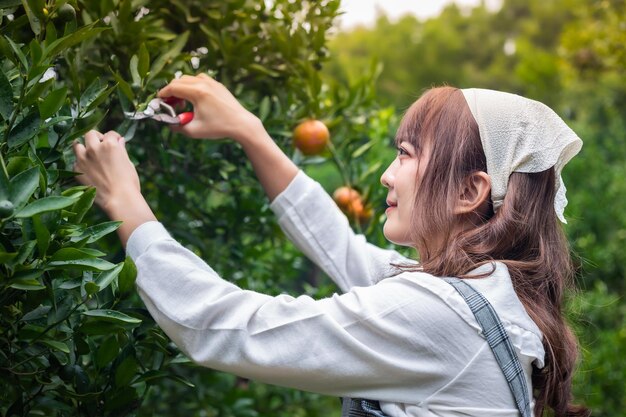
left=158, top=73, right=259, bottom=142
left=161, top=73, right=298, bottom=201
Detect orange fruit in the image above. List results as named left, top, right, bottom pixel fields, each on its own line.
left=357, top=206, right=373, bottom=223
left=333, top=186, right=372, bottom=223
left=292, top=119, right=329, bottom=155
left=333, top=186, right=359, bottom=210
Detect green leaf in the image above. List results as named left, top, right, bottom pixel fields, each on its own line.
left=82, top=309, right=142, bottom=324
left=78, top=81, right=115, bottom=115
left=0, top=165, right=9, bottom=201
left=41, top=115, right=72, bottom=130
left=58, top=278, right=81, bottom=290
left=134, top=370, right=169, bottom=384
left=0, top=67, right=13, bottom=120
left=32, top=214, right=50, bottom=256
left=0, top=251, right=18, bottom=263
left=28, top=38, right=43, bottom=65
left=352, top=141, right=375, bottom=159
left=44, top=20, right=57, bottom=43
left=72, top=365, right=90, bottom=394
left=86, top=84, right=116, bottom=114
left=21, top=304, right=51, bottom=321
left=259, top=96, right=271, bottom=121
left=148, top=31, right=189, bottom=83
left=8, top=111, right=41, bottom=148
left=75, top=247, right=106, bottom=257
left=39, top=87, right=67, bottom=119
left=79, top=321, right=124, bottom=335
left=6, top=156, right=32, bottom=177
left=79, top=79, right=105, bottom=111
left=249, top=63, right=280, bottom=77
left=112, top=71, right=134, bottom=102
left=72, top=221, right=121, bottom=244
left=118, top=256, right=137, bottom=294
left=0, top=0, right=22, bottom=7
left=21, top=0, right=43, bottom=35
left=16, top=195, right=78, bottom=217
left=61, top=185, right=88, bottom=197
left=9, top=166, right=40, bottom=209
left=167, top=375, right=196, bottom=388
left=95, top=336, right=119, bottom=368
left=115, top=355, right=139, bottom=387
left=23, top=75, right=52, bottom=106
left=95, top=262, right=124, bottom=292
left=138, top=43, right=150, bottom=79
left=68, top=187, right=96, bottom=223
left=13, top=241, right=37, bottom=265
left=50, top=247, right=102, bottom=261
left=41, top=339, right=70, bottom=354
left=4, top=36, right=28, bottom=69
left=47, top=258, right=116, bottom=271
left=129, top=54, right=141, bottom=86
left=66, top=112, right=106, bottom=141
left=12, top=268, right=43, bottom=281
left=44, top=23, right=108, bottom=59
left=9, top=277, right=46, bottom=290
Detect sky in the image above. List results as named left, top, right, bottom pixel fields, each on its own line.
left=337, top=0, right=502, bottom=29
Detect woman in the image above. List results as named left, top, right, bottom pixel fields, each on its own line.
left=73, top=74, right=588, bottom=416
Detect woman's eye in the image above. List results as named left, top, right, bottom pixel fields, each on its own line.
left=397, top=147, right=408, bottom=156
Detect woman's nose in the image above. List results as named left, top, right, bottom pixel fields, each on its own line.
left=380, top=160, right=396, bottom=188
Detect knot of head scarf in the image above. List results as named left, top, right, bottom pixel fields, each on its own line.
left=461, top=88, right=582, bottom=223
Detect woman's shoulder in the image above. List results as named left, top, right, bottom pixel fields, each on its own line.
left=377, top=263, right=545, bottom=367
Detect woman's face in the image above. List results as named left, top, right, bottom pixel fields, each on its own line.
left=380, top=140, right=430, bottom=247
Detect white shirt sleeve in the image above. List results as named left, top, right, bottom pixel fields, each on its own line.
left=270, top=171, right=413, bottom=292
left=127, top=221, right=483, bottom=403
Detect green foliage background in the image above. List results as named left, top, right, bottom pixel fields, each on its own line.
left=1, top=0, right=623, bottom=416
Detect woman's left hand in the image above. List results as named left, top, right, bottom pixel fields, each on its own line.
left=73, top=130, right=140, bottom=212
left=73, top=130, right=156, bottom=246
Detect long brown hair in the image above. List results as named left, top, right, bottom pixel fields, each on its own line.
left=396, top=86, right=589, bottom=417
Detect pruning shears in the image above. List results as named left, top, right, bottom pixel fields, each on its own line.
left=124, top=97, right=194, bottom=125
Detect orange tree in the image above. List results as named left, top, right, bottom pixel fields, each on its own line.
left=0, top=1, right=397, bottom=416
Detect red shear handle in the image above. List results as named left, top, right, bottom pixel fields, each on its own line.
left=162, top=97, right=193, bottom=125
left=178, top=112, right=194, bottom=125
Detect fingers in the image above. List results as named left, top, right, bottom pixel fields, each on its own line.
left=158, top=82, right=202, bottom=104
left=72, top=139, right=86, bottom=161
left=78, top=130, right=126, bottom=161
left=84, top=130, right=103, bottom=149
left=158, top=73, right=217, bottom=102
left=100, top=130, right=124, bottom=146
left=168, top=121, right=198, bottom=138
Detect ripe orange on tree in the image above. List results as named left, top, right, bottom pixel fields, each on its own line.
left=292, top=119, right=329, bottom=155
left=333, top=186, right=372, bottom=223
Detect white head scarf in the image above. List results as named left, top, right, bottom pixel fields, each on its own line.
left=461, top=88, right=582, bottom=223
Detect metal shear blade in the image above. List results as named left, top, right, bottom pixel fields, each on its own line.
left=124, top=98, right=181, bottom=124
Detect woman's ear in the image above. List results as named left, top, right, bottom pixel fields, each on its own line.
left=454, top=171, right=491, bottom=215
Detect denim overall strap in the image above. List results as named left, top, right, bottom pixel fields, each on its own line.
left=341, top=398, right=387, bottom=417
left=444, top=277, right=532, bottom=417
left=341, top=278, right=533, bottom=417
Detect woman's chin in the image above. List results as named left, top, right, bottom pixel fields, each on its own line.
left=383, top=223, right=412, bottom=247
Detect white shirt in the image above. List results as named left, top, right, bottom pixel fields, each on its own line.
left=127, top=171, right=545, bottom=417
